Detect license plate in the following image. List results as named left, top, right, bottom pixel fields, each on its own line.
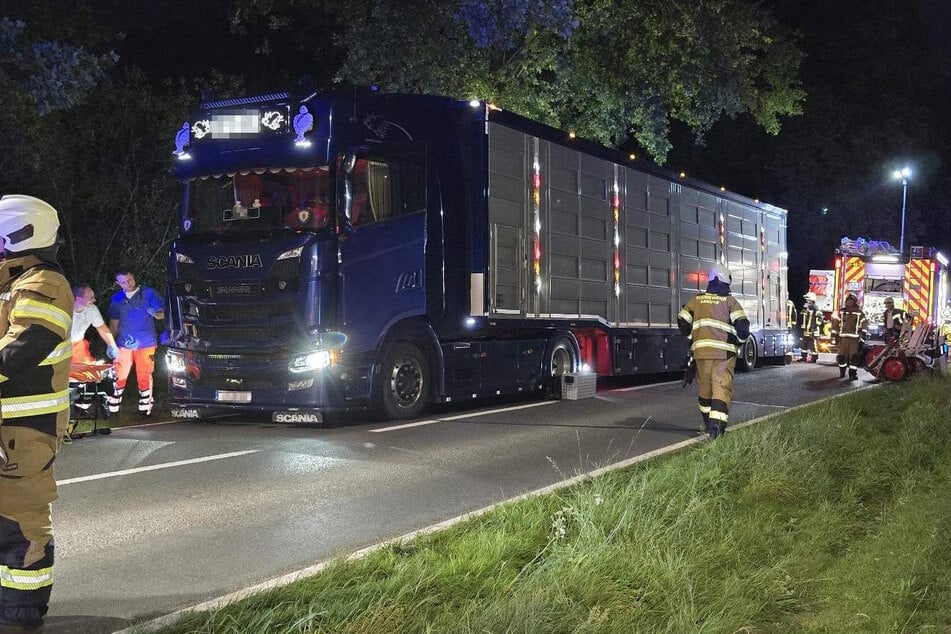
left=211, top=282, right=261, bottom=297
left=272, top=411, right=323, bottom=424
left=215, top=390, right=252, bottom=403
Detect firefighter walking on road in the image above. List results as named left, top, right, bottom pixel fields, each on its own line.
left=832, top=293, right=868, bottom=380
left=0, top=195, right=72, bottom=633
left=678, top=265, right=750, bottom=440
left=799, top=292, right=824, bottom=362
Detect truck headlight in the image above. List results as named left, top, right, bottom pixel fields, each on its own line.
left=289, top=350, right=332, bottom=372
left=289, top=331, right=347, bottom=373
left=166, top=350, right=187, bottom=375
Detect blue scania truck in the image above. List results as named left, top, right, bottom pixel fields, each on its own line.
left=165, top=90, right=790, bottom=423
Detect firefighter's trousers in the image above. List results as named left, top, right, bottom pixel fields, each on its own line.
left=110, top=346, right=155, bottom=414
left=695, top=357, right=737, bottom=429
left=800, top=334, right=818, bottom=360
left=837, top=337, right=862, bottom=371
left=0, top=427, right=57, bottom=630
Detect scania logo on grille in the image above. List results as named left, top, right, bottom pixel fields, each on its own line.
left=206, top=254, right=264, bottom=269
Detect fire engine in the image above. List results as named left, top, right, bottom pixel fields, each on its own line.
left=818, top=238, right=949, bottom=368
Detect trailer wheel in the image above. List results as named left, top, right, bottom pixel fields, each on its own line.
left=380, top=342, right=430, bottom=420
left=544, top=333, right=579, bottom=397
left=736, top=338, right=758, bottom=372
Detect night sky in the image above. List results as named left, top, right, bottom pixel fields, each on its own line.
left=6, top=0, right=951, bottom=297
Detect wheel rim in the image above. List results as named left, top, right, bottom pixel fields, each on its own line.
left=744, top=340, right=756, bottom=366
left=551, top=345, right=573, bottom=377
left=389, top=355, right=423, bottom=408
left=882, top=358, right=907, bottom=381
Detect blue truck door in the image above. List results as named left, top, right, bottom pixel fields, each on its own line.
left=337, top=150, right=428, bottom=353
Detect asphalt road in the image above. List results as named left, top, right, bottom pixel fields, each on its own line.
left=45, top=361, right=872, bottom=633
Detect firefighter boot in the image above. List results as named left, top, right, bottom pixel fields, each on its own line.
left=849, top=369, right=858, bottom=381
left=839, top=366, right=846, bottom=378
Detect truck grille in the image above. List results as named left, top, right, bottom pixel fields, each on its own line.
left=196, top=302, right=294, bottom=321
left=193, top=324, right=289, bottom=344
left=196, top=367, right=286, bottom=391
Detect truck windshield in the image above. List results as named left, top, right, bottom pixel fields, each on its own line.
left=185, top=166, right=332, bottom=237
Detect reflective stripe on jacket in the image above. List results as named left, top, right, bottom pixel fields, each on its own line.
left=0, top=254, right=73, bottom=438
left=677, top=292, right=750, bottom=360
left=832, top=308, right=867, bottom=339
left=799, top=305, right=823, bottom=335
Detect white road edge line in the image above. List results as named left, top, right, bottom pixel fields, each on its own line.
left=58, top=450, right=259, bottom=486
left=370, top=400, right=558, bottom=433
left=115, top=383, right=879, bottom=634
left=732, top=400, right=789, bottom=409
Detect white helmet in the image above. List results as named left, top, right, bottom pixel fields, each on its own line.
left=803, top=292, right=817, bottom=301
left=0, top=195, right=60, bottom=253
left=708, top=264, right=732, bottom=284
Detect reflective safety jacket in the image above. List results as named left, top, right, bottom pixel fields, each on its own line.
left=0, top=254, right=72, bottom=440
left=832, top=306, right=868, bottom=339
left=883, top=307, right=906, bottom=332
left=786, top=300, right=798, bottom=328
left=799, top=304, right=824, bottom=336
left=677, top=288, right=750, bottom=360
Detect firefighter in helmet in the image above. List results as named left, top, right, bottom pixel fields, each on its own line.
left=832, top=292, right=868, bottom=380
left=0, top=195, right=72, bottom=633
left=799, top=292, right=824, bottom=362
left=881, top=297, right=905, bottom=344
left=677, top=264, right=750, bottom=440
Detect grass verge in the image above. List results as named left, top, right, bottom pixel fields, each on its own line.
left=150, top=374, right=951, bottom=633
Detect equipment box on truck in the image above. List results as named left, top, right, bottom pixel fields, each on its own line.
left=165, top=91, right=790, bottom=423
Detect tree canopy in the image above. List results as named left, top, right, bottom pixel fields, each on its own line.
left=233, top=0, right=805, bottom=163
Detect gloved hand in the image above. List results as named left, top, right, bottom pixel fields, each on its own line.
left=107, top=343, right=120, bottom=360
left=147, top=308, right=160, bottom=318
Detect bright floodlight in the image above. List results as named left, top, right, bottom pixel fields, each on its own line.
left=893, top=166, right=911, bottom=180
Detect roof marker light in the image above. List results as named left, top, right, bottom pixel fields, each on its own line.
left=469, top=100, right=480, bottom=107
left=936, top=252, right=949, bottom=267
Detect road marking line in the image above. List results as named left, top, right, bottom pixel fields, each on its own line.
left=369, top=419, right=440, bottom=433
left=439, top=400, right=557, bottom=420
left=611, top=380, right=681, bottom=392
left=57, top=450, right=259, bottom=486
left=370, top=400, right=558, bottom=433
left=117, top=381, right=883, bottom=634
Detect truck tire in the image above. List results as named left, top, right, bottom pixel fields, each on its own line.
left=380, top=342, right=430, bottom=420
left=736, top=338, right=758, bottom=372
left=544, top=333, right=579, bottom=397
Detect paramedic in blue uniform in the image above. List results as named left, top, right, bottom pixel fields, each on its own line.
left=107, top=269, right=164, bottom=416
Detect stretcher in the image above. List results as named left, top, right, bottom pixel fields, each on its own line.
left=67, top=360, right=115, bottom=439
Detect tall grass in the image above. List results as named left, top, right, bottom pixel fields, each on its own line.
left=153, top=374, right=951, bottom=633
